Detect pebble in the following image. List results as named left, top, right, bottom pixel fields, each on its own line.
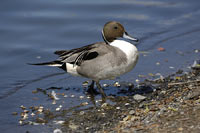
left=143, top=54, right=147, bottom=57
left=101, top=103, right=108, bottom=108
left=194, top=49, right=199, bottom=53
left=36, top=56, right=41, bottom=59
left=69, top=122, right=79, bottom=130
left=80, top=111, right=85, bottom=115
left=54, top=120, right=65, bottom=125
left=38, top=106, right=44, bottom=113
left=28, top=121, right=40, bottom=125
left=138, top=74, right=146, bottom=78
left=19, top=120, right=23, bottom=125
left=116, top=107, right=120, bottom=110
left=52, top=100, right=56, bottom=104
left=35, top=117, right=47, bottom=124
left=161, top=90, right=166, bottom=94
left=53, top=129, right=62, bottom=133
left=133, top=94, right=146, bottom=101
left=157, top=47, right=165, bottom=51
left=135, top=79, right=140, bottom=83
left=23, top=110, right=29, bottom=113
left=79, top=96, right=84, bottom=99
left=81, top=102, right=89, bottom=106
left=29, top=113, right=34, bottom=117
left=123, top=115, right=131, bottom=121
left=20, top=105, right=26, bottom=110
left=156, top=62, right=160, bottom=65
left=82, top=81, right=89, bottom=87
left=129, top=110, right=135, bottom=115
left=56, top=107, right=61, bottom=111
left=192, top=60, right=200, bottom=69
left=12, top=112, right=18, bottom=115
left=113, top=82, right=120, bottom=87
left=103, top=84, right=109, bottom=87
left=21, top=113, right=28, bottom=120
left=125, top=103, right=130, bottom=106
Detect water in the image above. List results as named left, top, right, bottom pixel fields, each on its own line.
left=0, top=0, right=200, bottom=132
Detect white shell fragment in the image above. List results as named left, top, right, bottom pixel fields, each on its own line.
left=51, top=91, right=60, bottom=100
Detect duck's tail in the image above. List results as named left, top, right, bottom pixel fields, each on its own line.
left=28, top=61, right=63, bottom=67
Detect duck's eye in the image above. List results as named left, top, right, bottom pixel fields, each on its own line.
left=114, top=26, right=118, bottom=29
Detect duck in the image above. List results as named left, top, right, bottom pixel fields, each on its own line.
left=30, top=21, right=139, bottom=99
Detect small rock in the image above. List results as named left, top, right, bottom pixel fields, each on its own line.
left=52, top=100, right=56, bottom=104
left=148, top=73, right=155, bottom=76
left=133, top=94, right=146, bottom=101
left=125, top=103, right=130, bottom=106
left=53, top=120, right=65, bottom=125
left=161, top=90, right=166, bottom=94
left=113, top=82, right=120, bottom=87
left=157, top=47, right=165, bottom=51
left=35, top=117, right=47, bottom=124
left=194, top=49, right=199, bottom=53
left=53, top=129, right=62, bottom=133
left=82, top=81, right=89, bottom=86
left=191, top=60, right=200, bottom=69
left=21, top=112, right=28, bottom=120
left=32, top=90, right=38, bottom=94
left=38, top=106, right=44, bottom=113
left=80, top=111, right=85, bottom=115
left=69, top=122, right=79, bottom=130
left=156, top=62, right=160, bottom=65
left=56, top=107, right=61, bottom=111
left=101, top=103, right=108, bottom=108
left=135, top=79, right=140, bottom=83
left=28, top=121, right=40, bottom=125
left=123, top=115, right=131, bottom=121
left=116, top=107, right=120, bottom=110
left=79, top=96, right=84, bottom=99
left=31, top=113, right=35, bottom=117
left=103, top=84, right=109, bottom=87
left=23, top=110, right=29, bottom=113
left=12, top=112, right=18, bottom=115
left=81, top=102, right=88, bottom=106
left=19, top=120, right=23, bottom=125
left=20, top=105, right=26, bottom=110
left=129, top=110, right=135, bottom=115
left=36, top=56, right=41, bottom=59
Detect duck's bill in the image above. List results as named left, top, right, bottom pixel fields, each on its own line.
left=123, top=32, right=139, bottom=42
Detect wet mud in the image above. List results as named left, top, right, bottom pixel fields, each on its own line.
left=14, top=67, right=200, bottom=133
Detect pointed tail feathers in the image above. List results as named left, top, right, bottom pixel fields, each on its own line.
left=28, top=61, right=63, bottom=67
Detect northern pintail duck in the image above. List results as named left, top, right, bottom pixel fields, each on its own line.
left=30, top=21, right=139, bottom=98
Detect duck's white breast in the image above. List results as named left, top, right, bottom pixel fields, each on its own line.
left=110, top=40, right=139, bottom=73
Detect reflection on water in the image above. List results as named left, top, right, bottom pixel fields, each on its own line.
left=0, top=0, right=200, bottom=132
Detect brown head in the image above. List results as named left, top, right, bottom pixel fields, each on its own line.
left=102, top=21, right=138, bottom=44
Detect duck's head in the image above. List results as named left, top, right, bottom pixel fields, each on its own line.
left=102, top=21, right=139, bottom=44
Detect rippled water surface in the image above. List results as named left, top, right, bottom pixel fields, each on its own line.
left=0, top=0, right=200, bottom=132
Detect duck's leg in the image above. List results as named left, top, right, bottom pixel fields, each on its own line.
left=87, top=80, right=98, bottom=95
left=96, top=81, right=106, bottom=98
